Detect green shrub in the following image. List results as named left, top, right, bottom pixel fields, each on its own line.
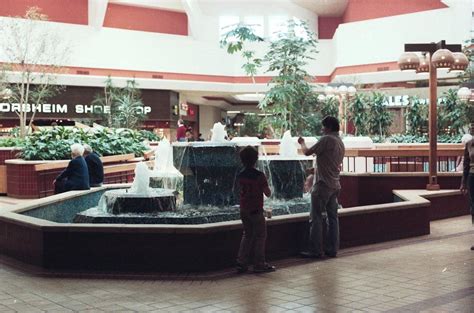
left=139, top=130, right=161, bottom=142
left=386, top=134, right=462, bottom=144
left=0, top=137, right=25, bottom=147
left=19, top=127, right=148, bottom=160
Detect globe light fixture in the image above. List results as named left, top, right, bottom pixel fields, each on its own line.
left=324, top=86, right=334, bottom=95
left=398, top=52, right=420, bottom=71
left=338, top=85, right=348, bottom=95
left=431, top=49, right=454, bottom=69
left=317, top=94, right=326, bottom=101
left=347, top=86, right=357, bottom=96
left=457, top=87, right=472, bottom=101
left=450, top=52, right=469, bottom=72
left=416, top=54, right=430, bottom=73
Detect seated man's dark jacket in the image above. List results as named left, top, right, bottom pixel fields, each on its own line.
left=85, top=152, right=104, bottom=186
left=56, top=156, right=90, bottom=191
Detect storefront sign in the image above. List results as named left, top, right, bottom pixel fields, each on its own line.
left=0, top=103, right=152, bottom=115
left=179, top=102, right=188, bottom=116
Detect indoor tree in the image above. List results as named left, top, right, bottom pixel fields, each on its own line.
left=0, top=7, right=69, bottom=138
left=438, top=89, right=468, bottom=135
left=258, top=19, right=319, bottom=137
left=347, top=93, right=369, bottom=136
left=406, top=96, right=428, bottom=136
left=92, top=78, right=146, bottom=129
left=221, top=19, right=320, bottom=137
left=220, top=24, right=264, bottom=84
left=368, top=92, right=392, bottom=137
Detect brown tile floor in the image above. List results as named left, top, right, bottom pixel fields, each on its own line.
left=0, top=215, right=473, bottom=312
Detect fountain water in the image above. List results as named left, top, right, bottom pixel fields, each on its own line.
left=258, top=131, right=311, bottom=199
left=210, top=122, right=227, bottom=142
left=74, top=162, right=177, bottom=222
left=150, top=138, right=183, bottom=193
left=173, top=123, right=242, bottom=206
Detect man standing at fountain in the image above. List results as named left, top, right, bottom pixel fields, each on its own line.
left=298, top=116, right=345, bottom=258
left=236, top=146, right=276, bottom=273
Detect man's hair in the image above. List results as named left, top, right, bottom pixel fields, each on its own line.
left=83, top=144, right=93, bottom=153
left=240, top=146, right=259, bottom=168
left=71, top=143, right=85, bottom=156
left=322, top=116, right=340, bottom=132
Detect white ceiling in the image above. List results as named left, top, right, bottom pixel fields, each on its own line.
left=291, top=0, right=348, bottom=16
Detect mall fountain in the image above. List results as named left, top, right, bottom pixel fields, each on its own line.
left=0, top=124, right=450, bottom=272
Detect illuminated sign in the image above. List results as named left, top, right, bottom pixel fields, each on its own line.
left=0, top=103, right=152, bottom=115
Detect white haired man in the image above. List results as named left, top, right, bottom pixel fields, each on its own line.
left=53, top=143, right=90, bottom=194
left=83, top=144, right=104, bottom=187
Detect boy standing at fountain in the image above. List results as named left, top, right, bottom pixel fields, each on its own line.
left=236, top=146, right=276, bottom=273
left=298, top=116, right=345, bottom=258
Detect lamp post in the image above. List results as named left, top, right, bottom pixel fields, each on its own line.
left=399, top=41, right=468, bottom=190
left=322, top=84, right=357, bottom=134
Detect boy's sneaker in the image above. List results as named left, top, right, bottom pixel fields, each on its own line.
left=471, top=246, right=474, bottom=251
left=236, top=263, right=248, bottom=274
left=253, top=264, right=276, bottom=273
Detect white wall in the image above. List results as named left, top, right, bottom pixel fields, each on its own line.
left=332, top=2, right=471, bottom=68
left=0, top=1, right=470, bottom=89
left=199, top=105, right=224, bottom=139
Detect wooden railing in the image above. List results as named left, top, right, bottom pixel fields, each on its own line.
left=260, top=142, right=464, bottom=173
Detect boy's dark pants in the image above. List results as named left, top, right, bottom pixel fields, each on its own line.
left=237, top=211, right=267, bottom=267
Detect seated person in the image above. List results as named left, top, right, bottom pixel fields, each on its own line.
left=53, top=144, right=90, bottom=194
left=83, top=144, right=104, bottom=187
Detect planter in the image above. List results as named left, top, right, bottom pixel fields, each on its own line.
left=5, top=153, right=138, bottom=199
left=0, top=147, right=22, bottom=194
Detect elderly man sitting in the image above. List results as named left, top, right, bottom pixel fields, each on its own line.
left=53, top=143, right=90, bottom=194
left=83, top=144, right=104, bottom=187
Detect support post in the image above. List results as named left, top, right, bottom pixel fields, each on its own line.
left=427, top=53, right=440, bottom=190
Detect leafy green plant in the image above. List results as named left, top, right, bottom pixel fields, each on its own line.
left=0, top=137, right=25, bottom=147
left=368, top=92, right=392, bottom=138
left=387, top=133, right=462, bottom=144
left=319, top=96, right=339, bottom=119
left=438, top=89, right=468, bottom=135
left=19, top=127, right=148, bottom=160
left=406, top=96, right=428, bottom=136
left=220, top=24, right=264, bottom=84
left=239, top=114, right=261, bottom=137
left=92, top=78, right=146, bottom=129
left=347, top=93, right=369, bottom=136
left=139, top=130, right=160, bottom=142
left=258, top=19, right=319, bottom=137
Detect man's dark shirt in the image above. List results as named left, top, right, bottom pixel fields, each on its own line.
left=238, top=168, right=269, bottom=213
left=85, top=152, right=104, bottom=186
left=56, top=156, right=90, bottom=191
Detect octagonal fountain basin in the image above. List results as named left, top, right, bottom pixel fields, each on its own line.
left=1, top=181, right=465, bottom=273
